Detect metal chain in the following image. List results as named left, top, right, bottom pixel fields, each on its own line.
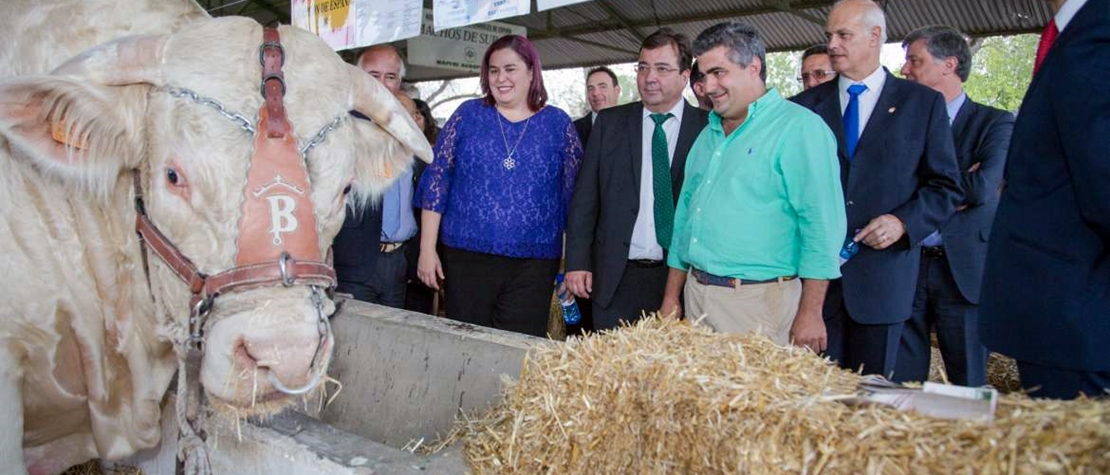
left=300, top=115, right=346, bottom=157
left=159, top=86, right=347, bottom=160
left=159, top=86, right=256, bottom=134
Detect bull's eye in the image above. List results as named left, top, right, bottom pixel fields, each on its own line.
left=166, top=168, right=180, bottom=186
left=342, top=184, right=352, bottom=195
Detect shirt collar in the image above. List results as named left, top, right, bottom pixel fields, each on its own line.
left=591, top=111, right=598, bottom=124
left=1056, top=0, right=1088, bottom=32
left=643, top=98, right=687, bottom=124
left=838, top=65, right=887, bottom=96
left=946, top=91, right=967, bottom=124
left=708, top=88, right=781, bottom=131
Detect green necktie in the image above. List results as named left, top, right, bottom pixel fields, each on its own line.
left=650, top=112, right=675, bottom=250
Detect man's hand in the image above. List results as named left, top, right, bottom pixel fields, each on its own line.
left=790, top=306, right=827, bottom=353
left=855, top=214, right=907, bottom=250
left=565, top=270, right=592, bottom=299
left=659, top=295, right=683, bottom=319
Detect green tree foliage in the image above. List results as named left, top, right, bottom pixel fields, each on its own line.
left=963, top=34, right=1037, bottom=112
left=766, top=51, right=802, bottom=98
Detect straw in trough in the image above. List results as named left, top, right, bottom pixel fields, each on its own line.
left=453, top=316, right=1110, bottom=474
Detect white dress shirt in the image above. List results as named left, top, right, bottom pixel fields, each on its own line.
left=630, top=99, right=686, bottom=260
left=837, top=65, right=887, bottom=139
left=1056, top=0, right=1088, bottom=31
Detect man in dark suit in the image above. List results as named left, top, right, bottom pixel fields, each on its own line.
left=980, top=0, right=1110, bottom=399
left=573, top=66, right=621, bottom=146
left=894, top=26, right=1015, bottom=386
left=790, top=0, right=961, bottom=379
left=565, top=28, right=709, bottom=331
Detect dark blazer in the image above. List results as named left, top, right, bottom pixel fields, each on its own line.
left=790, top=71, right=962, bottom=325
left=565, top=101, right=708, bottom=308
left=938, top=98, right=1014, bottom=303
left=573, top=114, right=592, bottom=146
left=980, top=0, right=1110, bottom=372
left=333, top=203, right=381, bottom=282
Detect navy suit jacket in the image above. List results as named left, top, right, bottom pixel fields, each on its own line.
left=565, top=101, right=708, bottom=308
left=791, top=72, right=962, bottom=325
left=939, top=98, right=1014, bottom=303
left=980, top=0, right=1110, bottom=372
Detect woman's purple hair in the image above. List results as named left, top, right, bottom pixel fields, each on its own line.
left=480, top=35, right=548, bottom=111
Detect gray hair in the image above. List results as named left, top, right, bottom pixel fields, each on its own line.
left=692, top=21, right=767, bottom=82
left=903, top=25, right=972, bottom=82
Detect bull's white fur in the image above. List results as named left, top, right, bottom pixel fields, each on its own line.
left=0, top=3, right=431, bottom=474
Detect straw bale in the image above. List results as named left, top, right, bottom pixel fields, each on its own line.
left=457, top=317, right=1110, bottom=474
left=61, top=460, right=143, bottom=475
left=928, top=340, right=1022, bottom=393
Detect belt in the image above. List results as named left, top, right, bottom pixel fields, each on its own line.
left=691, top=268, right=797, bottom=288
left=379, top=241, right=406, bottom=253
left=628, top=259, right=665, bottom=268
left=921, top=246, right=945, bottom=258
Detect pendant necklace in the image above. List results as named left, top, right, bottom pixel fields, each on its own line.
left=497, top=110, right=531, bottom=170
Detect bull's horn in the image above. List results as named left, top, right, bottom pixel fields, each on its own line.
left=51, top=34, right=169, bottom=86
left=349, top=66, right=433, bottom=163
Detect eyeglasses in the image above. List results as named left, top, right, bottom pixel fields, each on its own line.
left=798, top=69, right=833, bottom=83
left=636, top=64, right=680, bottom=77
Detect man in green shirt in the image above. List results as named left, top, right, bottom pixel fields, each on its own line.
left=661, top=21, right=846, bottom=351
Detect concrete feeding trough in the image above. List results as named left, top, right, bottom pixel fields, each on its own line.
left=113, top=298, right=540, bottom=474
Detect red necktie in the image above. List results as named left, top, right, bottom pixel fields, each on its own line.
left=1033, top=19, right=1058, bottom=76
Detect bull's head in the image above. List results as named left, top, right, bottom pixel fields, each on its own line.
left=0, top=18, right=430, bottom=413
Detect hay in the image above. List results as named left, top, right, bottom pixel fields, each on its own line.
left=61, top=460, right=143, bottom=475
left=927, top=344, right=1023, bottom=393
left=455, top=317, right=1110, bottom=474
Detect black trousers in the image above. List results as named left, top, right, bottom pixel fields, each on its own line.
left=336, top=244, right=408, bottom=308
left=824, top=280, right=906, bottom=380
left=895, top=250, right=987, bottom=386
left=442, top=246, right=560, bottom=338
left=592, top=262, right=669, bottom=331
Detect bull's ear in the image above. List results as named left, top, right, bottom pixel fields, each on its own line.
left=0, top=77, right=148, bottom=193
left=345, top=64, right=433, bottom=210
left=0, top=34, right=166, bottom=195
left=346, top=111, right=411, bottom=211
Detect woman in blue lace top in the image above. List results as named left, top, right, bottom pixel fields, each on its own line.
left=415, top=35, right=583, bottom=337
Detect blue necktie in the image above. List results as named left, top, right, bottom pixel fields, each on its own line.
left=844, top=84, right=868, bottom=159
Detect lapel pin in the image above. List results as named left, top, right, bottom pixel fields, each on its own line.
left=888, top=106, right=897, bottom=114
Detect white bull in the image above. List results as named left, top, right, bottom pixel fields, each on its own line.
left=0, top=7, right=431, bottom=475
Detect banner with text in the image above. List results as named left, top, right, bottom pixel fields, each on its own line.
left=408, top=9, right=527, bottom=73
left=292, top=0, right=422, bottom=51
left=432, top=0, right=530, bottom=31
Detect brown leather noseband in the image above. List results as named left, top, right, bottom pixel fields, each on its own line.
left=134, top=27, right=336, bottom=329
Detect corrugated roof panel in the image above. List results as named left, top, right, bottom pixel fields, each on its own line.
left=211, top=0, right=1054, bottom=81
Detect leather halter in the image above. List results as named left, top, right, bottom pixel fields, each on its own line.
left=135, top=27, right=336, bottom=313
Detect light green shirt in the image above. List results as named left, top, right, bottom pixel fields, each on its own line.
left=667, top=89, right=846, bottom=280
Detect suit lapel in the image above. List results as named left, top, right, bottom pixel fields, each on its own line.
left=630, top=102, right=645, bottom=196
left=950, top=99, right=974, bottom=151
left=855, top=72, right=908, bottom=158
left=671, top=103, right=702, bottom=197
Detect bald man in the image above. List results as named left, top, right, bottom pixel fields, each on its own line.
left=790, top=0, right=961, bottom=380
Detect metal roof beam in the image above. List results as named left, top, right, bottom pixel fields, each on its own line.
left=527, top=0, right=835, bottom=41
left=596, top=0, right=646, bottom=43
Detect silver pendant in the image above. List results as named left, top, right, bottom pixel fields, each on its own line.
left=503, top=156, right=516, bottom=170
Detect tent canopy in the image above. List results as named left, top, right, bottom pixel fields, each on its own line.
left=204, top=0, right=1051, bottom=82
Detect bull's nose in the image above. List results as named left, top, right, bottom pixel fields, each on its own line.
left=243, top=331, right=322, bottom=390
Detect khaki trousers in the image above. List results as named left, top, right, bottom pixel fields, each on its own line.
left=684, top=272, right=802, bottom=346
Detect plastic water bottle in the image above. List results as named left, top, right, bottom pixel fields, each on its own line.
left=554, top=273, right=582, bottom=325
left=839, top=236, right=860, bottom=266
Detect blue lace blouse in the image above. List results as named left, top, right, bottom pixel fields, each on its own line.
left=416, top=99, right=583, bottom=259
